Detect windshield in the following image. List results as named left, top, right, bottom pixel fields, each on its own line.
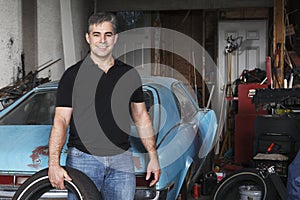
left=172, top=82, right=198, bottom=122
left=0, top=90, right=56, bottom=125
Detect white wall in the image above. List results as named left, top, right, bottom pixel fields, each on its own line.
left=0, top=0, right=22, bottom=88
left=36, top=0, right=93, bottom=80
left=0, top=0, right=94, bottom=89
left=59, top=0, right=93, bottom=70
left=36, top=0, right=64, bottom=80
left=71, top=0, right=94, bottom=62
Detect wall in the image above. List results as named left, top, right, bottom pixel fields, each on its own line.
left=36, top=0, right=94, bottom=80
left=0, top=0, right=94, bottom=89
left=0, top=0, right=22, bottom=88
left=36, top=0, right=64, bottom=80
left=71, top=0, right=94, bottom=61
left=22, top=0, right=37, bottom=75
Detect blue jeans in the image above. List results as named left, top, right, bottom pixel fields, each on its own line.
left=66, top=147, right=136, bottom=200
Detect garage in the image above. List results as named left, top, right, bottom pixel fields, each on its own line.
left=0, top=0, right=300, bottom=199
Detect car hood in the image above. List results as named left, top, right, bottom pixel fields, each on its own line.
left=0, top=125, right=67, bottom=174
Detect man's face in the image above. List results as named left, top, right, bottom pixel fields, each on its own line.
left=86, top=22, right=118, bottom=60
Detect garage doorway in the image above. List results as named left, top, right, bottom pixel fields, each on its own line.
left=218, top=20, right=268, bottom=90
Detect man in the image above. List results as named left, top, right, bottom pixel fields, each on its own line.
left=48, top=12, right=160, bottom=200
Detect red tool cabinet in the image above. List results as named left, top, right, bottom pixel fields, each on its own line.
left=234, top=83, right=268, bottom=165
left=237, top=83, right=268, bottom=115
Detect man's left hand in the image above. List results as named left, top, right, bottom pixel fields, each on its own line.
left=146, top=157, right=161, bottom=187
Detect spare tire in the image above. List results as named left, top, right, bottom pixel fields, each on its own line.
left=209, top=169, right=267, bottom=200
left=13, top=166, right=101, bottom=200
left=209, top=168, right=283, bottom=200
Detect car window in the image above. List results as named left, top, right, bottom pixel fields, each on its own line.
left=172, top=82, right=198, bottom=122
left=0, top=90, right=56, bottom=125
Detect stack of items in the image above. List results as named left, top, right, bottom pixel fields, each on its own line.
left=253, top=132, right=296, bottom=180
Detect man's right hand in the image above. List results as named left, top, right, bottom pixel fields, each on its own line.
left=48, top=165, right=72, bottom=190
left=48, top=107, right=73, bottom=189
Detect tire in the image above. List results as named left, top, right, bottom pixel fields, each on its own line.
left=13, top=166, right=102, bottom=200
left=209, top=169, right=268, bottom=200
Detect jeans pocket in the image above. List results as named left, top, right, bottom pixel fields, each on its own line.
left=67, top=147, right=84, bottom=157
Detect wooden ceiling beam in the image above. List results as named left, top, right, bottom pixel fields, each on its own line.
left=96, top=0, right=273, bottom=11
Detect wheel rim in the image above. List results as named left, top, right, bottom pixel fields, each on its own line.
left=213, top=171, right=267, bottom=200
left=16, top=178, right=84, bottom=200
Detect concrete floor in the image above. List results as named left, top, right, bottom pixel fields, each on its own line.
left=0, top=194, right=211, bottom=200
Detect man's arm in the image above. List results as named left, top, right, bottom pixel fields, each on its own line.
left=131, top=102, right=160, bottom=187
left=48, top=107, right=73, bottom=189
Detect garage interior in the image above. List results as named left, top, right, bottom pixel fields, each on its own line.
left=0, top=0, right=300, bottom=199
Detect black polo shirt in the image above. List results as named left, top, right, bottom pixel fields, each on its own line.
left=56, top=55, right=144, bottom=156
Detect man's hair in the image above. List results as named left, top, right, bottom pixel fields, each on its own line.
left=87, top=12, right=118, bottom=34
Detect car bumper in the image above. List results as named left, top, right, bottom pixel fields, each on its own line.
left=134, top=188, right=166, bottom=200
left=1, top=187, right=165, bottom=200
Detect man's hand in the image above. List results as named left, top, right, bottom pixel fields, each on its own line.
left=48, top=165, right=72, bottom=190
left=146, top=155, right=161, bottom=187
left=48, top=107, right=72, bottom=189
left=131, top=102, right=161, bottom=187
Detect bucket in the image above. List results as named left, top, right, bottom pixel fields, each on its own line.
left=239, top=185, right=262, bottom=200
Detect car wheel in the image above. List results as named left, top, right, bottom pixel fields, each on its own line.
left=209, top=169, right=268, bottom=200
left=12, top=167, right=102, bottom=200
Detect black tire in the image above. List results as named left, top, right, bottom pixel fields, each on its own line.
left=13, top=166, right=102, bottom=200
left=209, top=169, right=268, bottom=200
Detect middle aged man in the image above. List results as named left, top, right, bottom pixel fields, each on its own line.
left=48, top=12, right=160, bottom=200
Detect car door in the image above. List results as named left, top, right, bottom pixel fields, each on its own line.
left=0, top=89, right=67, bottom=173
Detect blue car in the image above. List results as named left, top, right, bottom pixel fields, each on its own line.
left=0, top=76, right=217, bottom=199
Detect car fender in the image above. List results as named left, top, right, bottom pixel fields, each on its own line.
left=155, top=123, right=200, bottom=187
left=197, top=110, right=218, bottom=159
